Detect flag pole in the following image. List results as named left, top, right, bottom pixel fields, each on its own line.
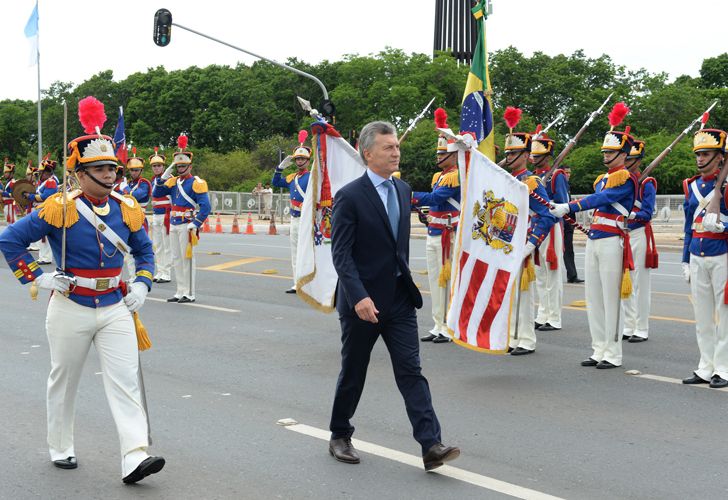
left=36, top=1, right=42, bottom=166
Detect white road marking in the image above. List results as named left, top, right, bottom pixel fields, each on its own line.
left=230, top=243, right=291, bottom=249
left=146, top=297, right=240, bottom=313
left=20, top=352, right=29, bottom=355
left=31, top=345, right=40, bottom=348
left=282, top=422, right=564, bottom=500
left=182, top=395, right=192, bottom=398
left=630, top=373, right=728, bottom=392
left=95, top=372, right=102, bottom=375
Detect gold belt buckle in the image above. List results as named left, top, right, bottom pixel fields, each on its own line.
left=95, top=278, right=110, bottom=291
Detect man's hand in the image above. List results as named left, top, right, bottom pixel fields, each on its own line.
left=161, top=164, right=175, bottom=180
left=702, top=212, right=725, bottom=233
left=681, top=262, right=691, bottom=284
left=34, top=271, right=76, bottom=293
left=276, top=155, right=293, bottom=172
left=549, top=203, right=570, bottom=218
left=523, top=241, right=536, bottom=259
left=124, top=282, right=149, bottom=313
left=354, top=297, right=379, bottom=323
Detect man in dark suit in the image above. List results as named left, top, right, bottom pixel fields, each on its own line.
left=561, top=165, right=584, bottom=283
left=328, top=121, right=460, bottom=471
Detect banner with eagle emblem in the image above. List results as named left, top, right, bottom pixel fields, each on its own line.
left=446, top=146, right=529, bottom=353
left=295, top=121, right=365, bottom=312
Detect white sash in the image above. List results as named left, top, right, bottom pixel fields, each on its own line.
left=294, top=174, right=306, bottom=199
left=446, top=197, right=461, bottom=211
left=177, top=176, right=200, bottom=210
left=690, top=181, right=714, bottom=223
left=75, top=198, right=131, bottom=254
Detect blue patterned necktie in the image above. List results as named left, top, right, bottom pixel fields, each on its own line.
left=384, top=179, right=399, bottom=239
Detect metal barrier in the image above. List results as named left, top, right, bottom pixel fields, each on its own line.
left=207, top=191, right=292, bottom=221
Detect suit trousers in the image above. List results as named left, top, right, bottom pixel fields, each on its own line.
left=622, top=227, right=651, bottom=339
left=585, top=236, right=624, bottom=365
left=330, top=278, right=441, bottom=454
left=689, top=255, right=728, bottom=380
left=535, top=223, right=564, bottom=328
left=425, top=234, right=448, bottom=336
left=45, top=293, right=149, bottom=462
left=151, top=213, right=172, bottom=281
left=170, top=224, right=196, bottom=299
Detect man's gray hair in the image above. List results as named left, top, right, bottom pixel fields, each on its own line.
left=358, top=121, right=397, bottom=165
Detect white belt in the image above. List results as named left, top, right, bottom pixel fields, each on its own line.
left=428, top=216, right=460, bottom=225
left=691, top=214, right=728, bottom=230
left=592, top=216, right=624, bottom=229
left=171, top=210, right=194, bottom=217
left=152, top=200, right=171, bottom=207
left=74, top=275, right=121, bottom=291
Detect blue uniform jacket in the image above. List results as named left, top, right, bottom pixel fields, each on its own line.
left=28, top=176, right=58, bottom=205
left=569, top=166, right=637, bottom=240
left=152, top=174, right=211, bottom=227
left=627, top=177, right=656, bottom=231
left=128, top=177, right=152, bottom=207
left=682, top=173, right=728, bottom=262
left=512, top=168, right=556, bottom=247
left=0, top=192, right=154, bottom=308
left=272, top=170, right=309, bottom=217
left=412, top=166, right=460, bottom=237
left=535, top=167, right=570, bottom=204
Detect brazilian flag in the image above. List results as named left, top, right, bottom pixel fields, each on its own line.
left=460, top=1, right=495, bottom=161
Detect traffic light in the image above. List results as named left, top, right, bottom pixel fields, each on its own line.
left=153, top=9, right=173, bottom=47
left=320, top=99, right=336, bottom=120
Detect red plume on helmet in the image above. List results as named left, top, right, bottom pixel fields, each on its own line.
left=434, top=107, right=448, bottom=129
left=701, top=112, right=710, bottom=130
left=177, top=134, right=188, bottom=151
left=298, top=130, right=309, bottom=146
left=503, top=106, right=522, bottom=131
left=78, top=96, right=107, bottom=134
left=608, top=102, right=630, bottom=130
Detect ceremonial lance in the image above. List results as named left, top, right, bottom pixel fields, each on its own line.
left=639, top=100, right=719, bottom=182
left=496, top=113, right=564, bottom=167
left=399, top=97, right=436, bottom=144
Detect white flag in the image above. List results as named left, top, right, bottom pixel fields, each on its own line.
left=446, top=146, right=530, bottom=353
left=24, top=2, right=39, bottom=67
left=296, top=122, right=365, bottom=312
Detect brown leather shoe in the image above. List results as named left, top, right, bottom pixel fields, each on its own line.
left=422, top=443, right=460, bottom=471
left=329, top=437, right=360, bottom=464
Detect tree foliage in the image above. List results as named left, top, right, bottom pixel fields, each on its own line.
left=0, top=47, right=725, bottom=193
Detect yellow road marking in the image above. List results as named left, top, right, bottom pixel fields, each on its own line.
left=201, top=257, right=268, bottom=271
left=563, top=305, right=695, bottom=324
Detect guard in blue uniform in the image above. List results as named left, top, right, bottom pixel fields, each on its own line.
left=152, top=134, right=211, bottom=303
left=272, top=130, right=311, bottom=293
left=550, top=103, right=637, bottom=368
left=531, top=130, right=566, bottom=332
left=123, top=150, right=152, bottom=279
left=623, top=139, right=658, bottom=343
left=149, top=148, right=172, bottom=283
left=0, top=96, right=164, bottom=483
left=680, top=126, right=728, bottom=389
left=2, top=159, right=19, bottom=224
left=502, top=108, right=556, bottom=355
left=412, top=108, right=460, bottom=343
left=26, top=156, right=59, bottom=264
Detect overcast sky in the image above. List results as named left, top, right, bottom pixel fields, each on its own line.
left=2, top=0, right=726, bottom=102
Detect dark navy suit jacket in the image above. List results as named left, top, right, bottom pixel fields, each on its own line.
left=332, top=171, right=423, bottom=315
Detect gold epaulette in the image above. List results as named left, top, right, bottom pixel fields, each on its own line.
left=164, top=176, right=177, bottom=188
left=438, top=170, right=459, bottom=188
left=431, top=172, right=442, bottom=188
left=37, top=192, right=81, bottom=228
left=285, top=172, right=297, bottom=184
left=192, top=177, right=208, bottom=194
left=604, top=169, right=631, bottom=189
left=593, top=174, right=605, bottom=190
left=110, top=192, right=145, bottom=232
left=523, top=175, right=542, bottom=194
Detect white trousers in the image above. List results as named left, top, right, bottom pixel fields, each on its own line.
left=45, top=293, right=149, bottom=463
left=689, top=255, right=728, bottom=380
left=37, top=237, right=53, bottom=263
left=151, top=213, right=172, bottom=280
left=623, top=227, right=651, bottom=339
left=170, top=224, right=196, bottom=299
left=289, top=216, right=300, bottom=288
left=535, top=222, right=564, bottom=328
left=425, top=234, right=449, bottom=335
left=585, top=236, right=624, bottom=365
left=509, top=277, right=536, bottom=350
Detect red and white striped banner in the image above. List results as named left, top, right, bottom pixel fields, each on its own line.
left=446, top=147, right=529, bottom=353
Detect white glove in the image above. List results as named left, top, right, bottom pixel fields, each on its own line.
left=549, top=203, right=570, bottom=218
left=682, top=262, right=691, bottom=284
left=34, top=271, right=76, bottom=293
left=187, top=222, right=197, bottom=231
left=524, top=242, right=536, bottom=258
left=276, top=155, right=293, bottom=171
left=702, top=212, right=725, bottom=233
left=124, top=282, right=149, bottom=313
left=161, top=164, right=175, bottom=180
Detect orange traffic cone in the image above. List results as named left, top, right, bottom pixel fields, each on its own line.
left=215, top=213, right=223, bottom=233
left=268, top=213, right=278, bottom=235
left=244, top=213, right=255, bottom=235
left=202, top=218, right=211, bottom=233
left=231, top=215, right=241, bottom=234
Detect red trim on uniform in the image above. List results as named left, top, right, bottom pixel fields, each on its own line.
left=83, top=194, right=109, bottom=206
left=511, top=168, right=527, bottom=178
left=644, top=223, right=659, bottom=268
left=290, top=199, right=302, bottom=208
left=171, top=205, right=194, bottom=212
left=68, top=267, right=122, bottom=278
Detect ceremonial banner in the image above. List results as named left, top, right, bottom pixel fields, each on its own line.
left=446, top=147, right=529, bottom=353
left=113, top=107, right=127, bottom=165
left=296, top=122, right=365, bottom=312
left=459, top=1, right=495, bottom=161
left=24, top=1, right=39, bottom=67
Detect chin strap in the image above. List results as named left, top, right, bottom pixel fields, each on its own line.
left=83, top=169, right=115, bottom=189
left=532, top=156, right=549, bottom=169
left=436, top=152, right=457, bottom=167
left=603, top=153, right=622, bottom=167
left=504, top=150, right=527, bottom=167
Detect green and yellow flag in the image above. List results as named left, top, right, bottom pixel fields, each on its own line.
left=460, top=0, right=495, bottom=161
